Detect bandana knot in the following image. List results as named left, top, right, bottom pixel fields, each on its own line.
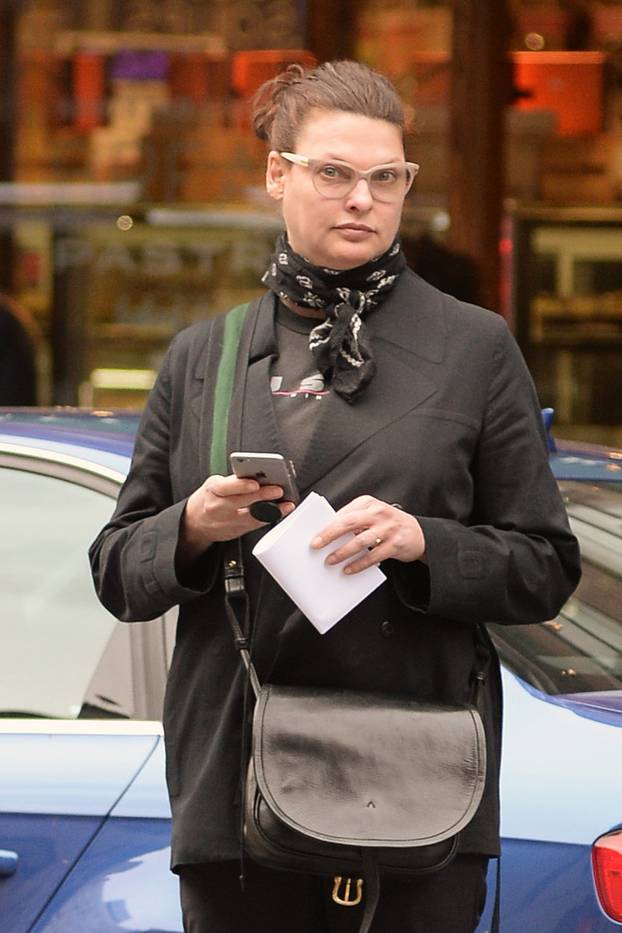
left=262, top=235, right=405, bottom=403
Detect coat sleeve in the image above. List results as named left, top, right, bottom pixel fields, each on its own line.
left=89, top=336, right=221, bottom=622
left=391, top=319, right=581, bottom=625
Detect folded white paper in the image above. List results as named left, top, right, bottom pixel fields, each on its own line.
left=252, top=492, right=386, bottom=634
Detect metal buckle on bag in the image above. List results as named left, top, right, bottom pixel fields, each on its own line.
left=332, top=876, right=363, bottom=907
left=224, top=558, right=245, bottom=597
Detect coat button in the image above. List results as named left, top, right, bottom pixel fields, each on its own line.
left=380, top=620, right=394, bottom=638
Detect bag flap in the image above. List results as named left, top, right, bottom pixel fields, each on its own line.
left=253, top=685, right=486, bottom=848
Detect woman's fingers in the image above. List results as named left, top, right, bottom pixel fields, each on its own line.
left=206, top=474, right=285, bottom=508
left=310, top=499, right=384, bottom=550
left=323, top=525, right=387, bottom=569
left=310, top=498, right=426, bottom=572
left=184, top=475, right=290, bottom=545
left=341, top=549, right=386, bottom=575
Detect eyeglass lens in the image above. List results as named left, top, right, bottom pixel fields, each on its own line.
left=312, top=162, right=413, bottom=201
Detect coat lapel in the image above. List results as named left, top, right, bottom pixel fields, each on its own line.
left=294, top=270, right=447, bottom=491
left=371, top=267, right=447, bottom=364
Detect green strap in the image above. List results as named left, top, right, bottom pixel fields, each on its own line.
left=209, top=302, right=250, bottom=476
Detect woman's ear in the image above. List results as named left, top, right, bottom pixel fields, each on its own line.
left=266, top=150, right=286, bottom=201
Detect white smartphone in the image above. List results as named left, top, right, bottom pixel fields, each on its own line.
left=230, top=451, right=299, bottom=504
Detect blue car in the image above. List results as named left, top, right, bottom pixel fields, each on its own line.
left=1, top=409, right=621, bottom=932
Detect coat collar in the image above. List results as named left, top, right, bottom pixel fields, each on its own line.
left=233, top=270, right=449, bottom=493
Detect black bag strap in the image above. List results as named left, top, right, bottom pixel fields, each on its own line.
left=207, top=299, right=263, bottom=698
left=207, top=299, right=262, bottom=892
left=224, top=539, right=261, bottom=699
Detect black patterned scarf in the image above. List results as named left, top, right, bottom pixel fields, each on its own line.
left=261, top=234, right=406, bottom=403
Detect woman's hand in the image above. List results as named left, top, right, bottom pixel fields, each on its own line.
left=179, top=474, right=295, bottom=562
left=310, top=496, right=426, bottom=575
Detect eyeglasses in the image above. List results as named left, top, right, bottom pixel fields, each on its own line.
left=279, top=152, right=419, bottom=203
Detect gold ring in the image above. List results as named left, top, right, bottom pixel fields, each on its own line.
left=374, top=537, right=383, bottom=547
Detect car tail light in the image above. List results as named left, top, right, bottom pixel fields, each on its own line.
left=592, top=830, right=622, bottom=922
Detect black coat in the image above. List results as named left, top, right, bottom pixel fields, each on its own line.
left=89, top=270, right=580, bottom=870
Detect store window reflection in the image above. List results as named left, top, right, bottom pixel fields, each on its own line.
left=515, top=214, right=622, bottom=444
left=7, top=0, right=311, bottom=406
left=3, top=0, right=622, bottom=439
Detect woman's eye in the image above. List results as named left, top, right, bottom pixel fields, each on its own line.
left=373, top=169, right=398, bottom=185
left=320, top=163, right=349, bottom=181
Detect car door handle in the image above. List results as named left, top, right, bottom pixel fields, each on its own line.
left=0, top=850, right=18, bottom=877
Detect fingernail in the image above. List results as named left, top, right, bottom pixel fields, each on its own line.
left=311, top=536, right=323, bottom=548
left=343, top=566, right=353, bottom=574
left=325, top=555, right=336, bottom=565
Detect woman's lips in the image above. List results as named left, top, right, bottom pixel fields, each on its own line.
left=334, top=224, right=375, bottom=240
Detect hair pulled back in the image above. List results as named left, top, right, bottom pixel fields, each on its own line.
left=251, top=60, right=406, bottom=152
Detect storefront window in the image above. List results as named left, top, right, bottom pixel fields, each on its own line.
left=513, top=207, right=622, bottom=445
left=7, top=0, right=312, bottom=405
left=2, top=0, right=622, bottom=437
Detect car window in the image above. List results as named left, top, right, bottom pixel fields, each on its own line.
left=0, top=466, right=133, bottom=719
left=491, top=481, right=622, bottom=695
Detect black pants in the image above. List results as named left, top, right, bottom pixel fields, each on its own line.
left=179, top=855, right=489, bottom=933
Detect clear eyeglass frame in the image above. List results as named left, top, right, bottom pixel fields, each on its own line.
left=279, top=152, right=420, bottom=202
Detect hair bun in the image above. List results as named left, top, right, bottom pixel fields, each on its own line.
left=274, top=63, right=305, bottom=89
left=251, top=63, right=307, bottom=142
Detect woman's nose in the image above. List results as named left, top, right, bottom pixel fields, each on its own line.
left=345, top=177, right=373, bottom=209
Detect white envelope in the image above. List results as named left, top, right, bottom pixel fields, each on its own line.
left=252, top=491, right=386, bottom=634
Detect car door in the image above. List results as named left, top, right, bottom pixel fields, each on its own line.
left=485, top=477, right=622, bottom=932
left=0, top=448, right=171, bottom=933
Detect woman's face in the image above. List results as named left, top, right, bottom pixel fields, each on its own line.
left=266, top=110, right=407, bottom=271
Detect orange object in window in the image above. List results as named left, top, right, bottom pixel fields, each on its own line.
left=512, top=52, right=606, bottom=137
left=73, top=52, right=106, bottom=133
left=231, top=49, right=316, bottom=99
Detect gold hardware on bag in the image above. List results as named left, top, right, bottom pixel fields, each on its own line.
left=332, top=876, right=363, bottom=906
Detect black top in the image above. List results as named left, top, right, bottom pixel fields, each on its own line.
left=271, top=301, right=329, bottom=474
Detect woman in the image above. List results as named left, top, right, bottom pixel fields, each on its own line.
left=90, top=61, right=580, bottom=932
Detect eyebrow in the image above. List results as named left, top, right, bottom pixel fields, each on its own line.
left=318, top=154, right=405, bottom=166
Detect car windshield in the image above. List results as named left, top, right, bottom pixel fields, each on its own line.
left=491, top=481, right=622, bottom=696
